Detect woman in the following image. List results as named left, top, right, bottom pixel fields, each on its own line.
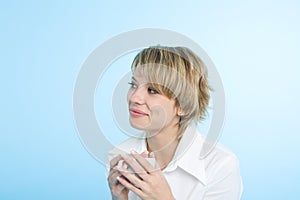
left=107, top=46, right=242, bottom=200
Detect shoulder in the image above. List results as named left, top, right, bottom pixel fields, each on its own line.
left=197, top=135, right=243, bottom=198
left=198, top=135, right=239, bottom=169
left=197, top=135, right=241, bottom=185
left=176, top=127, right=241, bottom=185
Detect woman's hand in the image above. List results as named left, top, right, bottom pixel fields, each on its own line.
left=107, top=155, right=129, bottom=200
left=117, top=151, right=175, bottom=200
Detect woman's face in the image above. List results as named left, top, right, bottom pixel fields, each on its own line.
left=127, top=66, right=180, bottom=133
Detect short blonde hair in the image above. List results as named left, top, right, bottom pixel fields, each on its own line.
left=131, top=46, right=211, bottom=138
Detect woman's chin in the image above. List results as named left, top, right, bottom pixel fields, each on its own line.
left=129, top=122, right=146, bottom=130
left=129, top=119, right=151, bottom=130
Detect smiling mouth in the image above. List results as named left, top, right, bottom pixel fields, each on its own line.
left=129, top=109, right=148, bottom=117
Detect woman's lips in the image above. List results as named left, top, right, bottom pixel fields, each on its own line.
left=129, top=108, right=148, bottom=117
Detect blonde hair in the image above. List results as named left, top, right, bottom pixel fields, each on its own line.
left=131, top=46, right=211, bottom=138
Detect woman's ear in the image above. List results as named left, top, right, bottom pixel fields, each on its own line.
left=177, top=107, right=185, bottom=116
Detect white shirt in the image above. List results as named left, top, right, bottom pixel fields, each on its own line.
left=107, top=125, right=243, bottom=200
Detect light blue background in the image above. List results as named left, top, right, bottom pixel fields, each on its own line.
left=1, top=0, right=299, bottom=199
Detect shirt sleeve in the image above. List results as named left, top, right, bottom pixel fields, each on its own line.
left=202, top=155, right=243, bottom=200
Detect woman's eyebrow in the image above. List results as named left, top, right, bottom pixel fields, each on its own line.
left=131, top=76, right=138, bottom=82
left=131, top=76, right=148, bottom=85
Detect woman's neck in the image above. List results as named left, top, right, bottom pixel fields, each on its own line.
left=146, top=124, right=180, bottom=170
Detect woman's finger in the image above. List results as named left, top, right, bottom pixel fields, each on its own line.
left=117, top=176, right=144, bottom=198
left=109, top=155, right=122, bottom=168
left=108, top=170, right=121, bottom=186
left=111, top=182, right=126, bottom=196
left=130, top=150, right=157, bottom=173
left=118, top=166, right=146, bottom=189
left=120, top=154, right=148, bottom=179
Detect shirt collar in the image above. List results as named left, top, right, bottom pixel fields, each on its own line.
left=114, top=124, right=207, bottom=185
left=164, top=124, right=207, bottom=185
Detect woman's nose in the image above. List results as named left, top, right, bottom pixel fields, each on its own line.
left=128, top=86, right=146, bottom=104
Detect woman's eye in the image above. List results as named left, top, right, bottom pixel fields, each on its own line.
left=128, top=82, right=137, bottom=89
left=148, top=87, right=158, bottom=94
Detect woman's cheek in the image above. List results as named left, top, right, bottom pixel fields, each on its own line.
left=149, top=105, right=168, bottom=130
